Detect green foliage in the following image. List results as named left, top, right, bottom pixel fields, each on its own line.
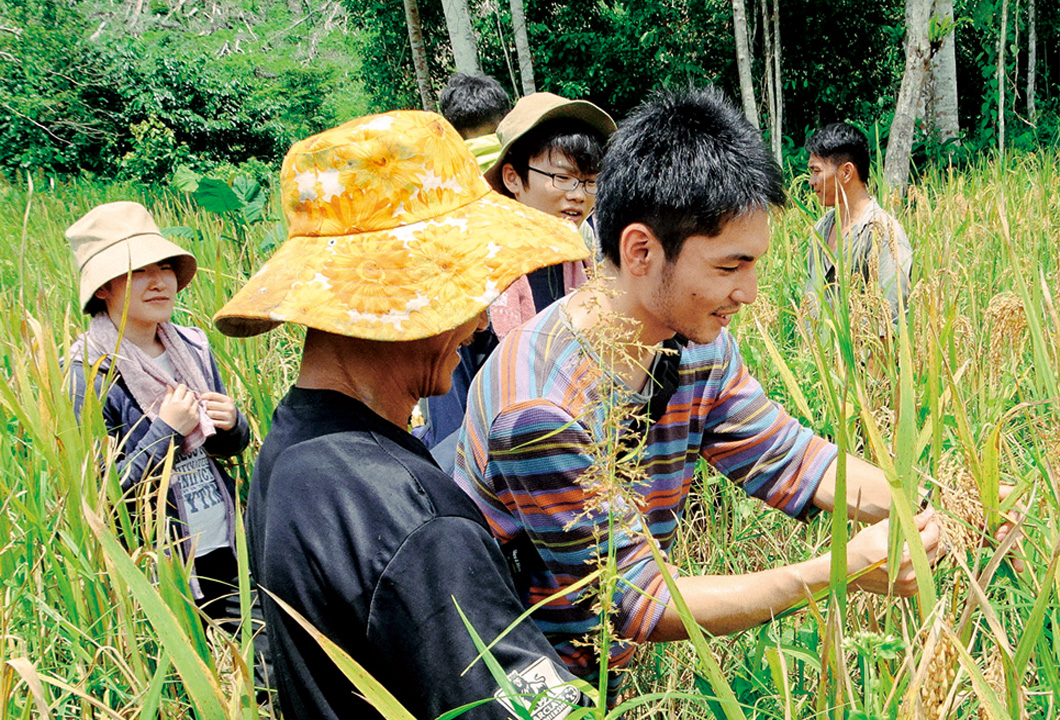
left=342, top=0, right=1057, bottom=182
left=343, top=0, right=439, bottom=111
left=121, top=116, right=190, bottom=183
left=0, top=0, right=367, bottom=181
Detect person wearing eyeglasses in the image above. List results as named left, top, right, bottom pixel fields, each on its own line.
left=485, top=93, right=616, bottom=324
left=415, top=93, right=616, bottom=474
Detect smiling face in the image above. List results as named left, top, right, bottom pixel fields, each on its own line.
left=640, top=210, right=770, bottom=345
left=807, top=154, right=843, bottom=207
left=502, top=149, right=597, bottom=227
left=94, top=260, right=178, bottom=331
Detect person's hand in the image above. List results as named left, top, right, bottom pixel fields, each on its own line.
left=158, top=384, right=201, bottom=436
left=992, top=484, right=1025, bottom=573
left=200, top=391, right=238, bottom=432
left=848, top=509, right=941, bottom=597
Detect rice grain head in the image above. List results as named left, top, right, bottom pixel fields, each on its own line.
left=914, top=612, right=960, bottom=720
left=985, top=291, right=1027, bottom=366
left=935, top=455, right=986, bottom=558
left=746, top=294, right=779, bottom=330
left=977, top=646, right=1028, bottom=720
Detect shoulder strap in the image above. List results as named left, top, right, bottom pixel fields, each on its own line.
left=645, top=334, right=687, bottom=425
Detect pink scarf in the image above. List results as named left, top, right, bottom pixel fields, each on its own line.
left=72, top=314, right=216, bottom=453
left=491, top=260, right=588, bottom=339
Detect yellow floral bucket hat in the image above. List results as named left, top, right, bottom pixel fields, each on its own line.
left=214, top=111, right=590, bottom=340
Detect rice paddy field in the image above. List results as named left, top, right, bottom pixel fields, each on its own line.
left=1, top=150, right=1057, bottom=719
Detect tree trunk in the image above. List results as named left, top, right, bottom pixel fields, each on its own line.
left=510, top=0, right=535, bottom=94
left=402, top=0, right=435, bottom=111
left=925, top=0, right=960, bottom=143
left=771, top=0, right=783, bottom=162
left=883, top=0, right=934, bottom=192
left=761, top=0, right=775, bottom=141
left=733, top=0, right=759, bottom=129
left=440, top=0, right=480, bottom=75
left=127, top=0, right=145, bottom=34
left=1027, top=0, right=1037, bottom=121
left=998, top=0, right=1008, bottom=154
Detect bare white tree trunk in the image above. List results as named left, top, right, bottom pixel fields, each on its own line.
left=403, top=0, right=435, bottom=111
left=771, top=0, right=783, bottom=162
left=883, top=0, right=934, bottom=192
left=998, top=0, right=1008, bottom=154
left=440, top=0, right=480, bottom=75
left=924, top=0, right=960, bottom=142
left=127, top=0, right=145, bottom=34
left=760, top=0, right=782, bottom=161
left=762, top=0, right=775, bottom=142
left=1027, top=0, right=1037, bottom=121
left=510, top=0, right=536, bottom=94
left=732, top=0, right=759, bottom=128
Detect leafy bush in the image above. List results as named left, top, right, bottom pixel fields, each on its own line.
left=0, top=0, right=350, bottom=181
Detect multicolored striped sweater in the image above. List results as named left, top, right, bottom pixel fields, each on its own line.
left=453, top=299, right=838, bottom=686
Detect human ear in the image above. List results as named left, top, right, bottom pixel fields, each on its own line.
left=618, top=223, right=659, bottom=277
left=501, top=164, right=524, bottom=197
left=840, top=161, right=856, bottom=184
left=94, top=281, right=112, bottom=301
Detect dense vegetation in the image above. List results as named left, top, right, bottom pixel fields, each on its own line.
left=1, top=150, right=1057, bottom=717
left=343, top=0, right=1060, bottom=165
left=0, top=0, right=365, bottom=180
left=3, top=0, right=1058, bottom=183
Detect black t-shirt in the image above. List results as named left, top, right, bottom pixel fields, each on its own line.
left=247, top=387, right=586, bottom=720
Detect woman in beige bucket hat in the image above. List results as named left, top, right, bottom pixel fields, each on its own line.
left=66, top=201, right=258, bottom=644
left=214, top=111, right=591, bottom=719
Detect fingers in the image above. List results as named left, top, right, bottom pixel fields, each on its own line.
left=201, top=392, right=237, bottom=431
left=994, top=521, right=1026, bottom=573
left=158, top=384, right=201, bottom=436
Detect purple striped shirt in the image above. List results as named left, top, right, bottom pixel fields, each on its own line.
left=453, top=300, right=837, bottom=683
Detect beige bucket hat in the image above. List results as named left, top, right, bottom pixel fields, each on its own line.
left=483, top=92, right=617, bottom=192
left=67, top=201, right=197, bottom=313
left=213, top=110, right=590, bottom=341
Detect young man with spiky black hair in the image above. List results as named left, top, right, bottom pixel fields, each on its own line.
left=805, top=121, right=913, bottom=326
left=453, top=87, right=951, bottom=699
left=438, top=73, right=512, bottom=170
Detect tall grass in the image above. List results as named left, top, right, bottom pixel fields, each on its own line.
left=0, top=149, right=1057, bottom=718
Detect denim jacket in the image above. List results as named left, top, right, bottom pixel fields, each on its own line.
left=68, top=324, right=250, bottom=579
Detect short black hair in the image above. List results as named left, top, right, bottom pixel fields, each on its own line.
left=595, top=86, right=786, bottom=266
left=438, top=74, right=512, bottom=138
left=805, top=122, right=870, bottom=184
left=500, top=118, right=606, bottom=198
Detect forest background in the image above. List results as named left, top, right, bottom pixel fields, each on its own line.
left=2, top=0, right=1059, bottom=185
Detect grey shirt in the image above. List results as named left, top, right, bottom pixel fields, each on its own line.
left=805, top=198, right=913, bottom=325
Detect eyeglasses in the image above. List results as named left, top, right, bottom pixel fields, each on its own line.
left=527, top=166, right=598, bottom=195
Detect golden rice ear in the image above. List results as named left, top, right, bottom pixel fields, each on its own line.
left=906, top=610, right=959, bottom=720
left=935, top=454, right=986, bottom=558
left=985, top=291, right=1028, bottom=366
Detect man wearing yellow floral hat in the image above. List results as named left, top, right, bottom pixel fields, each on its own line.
left=215, top=112, right=590, bottom=719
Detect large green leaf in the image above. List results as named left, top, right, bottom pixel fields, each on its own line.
left=194, top=178, right=243, bottom=215
left=232, top=176, right=266, bottom=224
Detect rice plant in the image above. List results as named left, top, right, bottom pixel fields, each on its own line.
left=1, top=148, right=1057, bottom=718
